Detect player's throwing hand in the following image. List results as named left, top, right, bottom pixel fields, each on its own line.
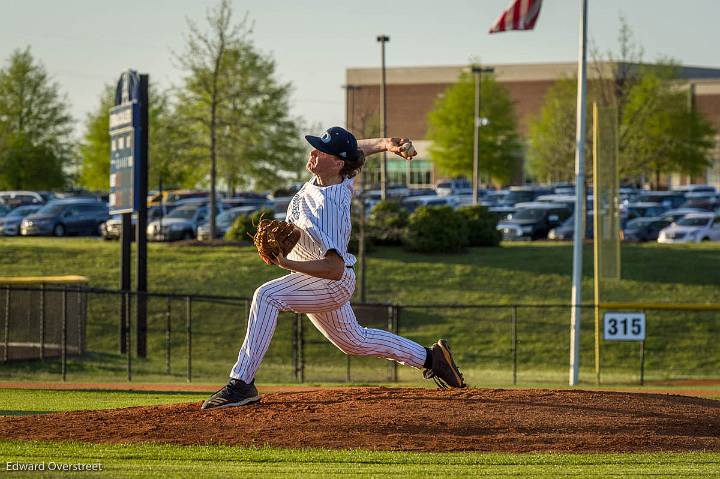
left=386, top=137, right=417, bottom=160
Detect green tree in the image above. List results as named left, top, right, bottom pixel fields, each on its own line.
left=529, top=19, right=715, bottom=186
left=426, top=69, right=521, bottom=185
left=529, top=64, right=715, bottom=186
left=621, top=67, right=715, bottom=186
left=78, top=84, right=190, bottom=192
left=0, top=47, right=73, bottom=189
left=592, top=18, right=714, bottom=185
left=526, top=78, right=581, bottom=183
left=175, top=0, right=304, bottom=237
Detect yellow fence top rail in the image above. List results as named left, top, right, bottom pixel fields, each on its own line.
left=600, top=302, right=720, bottom=312
left=0, top=275, right=89, bottom=285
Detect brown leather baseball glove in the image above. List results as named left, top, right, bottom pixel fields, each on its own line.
left=253, top=219, right=301, bottom=265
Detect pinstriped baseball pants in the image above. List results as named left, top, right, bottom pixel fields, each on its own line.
left=230, top=269, right=427, bottom=382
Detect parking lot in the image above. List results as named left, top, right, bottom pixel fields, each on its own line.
left=1, top=182, right=719, bottom=244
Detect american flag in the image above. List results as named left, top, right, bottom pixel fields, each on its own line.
left=489, top=0, right=543, bottom=34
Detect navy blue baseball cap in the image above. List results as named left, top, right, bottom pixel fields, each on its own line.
left=305, top=127, right=358, bottom=160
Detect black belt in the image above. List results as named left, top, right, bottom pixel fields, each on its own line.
left=346, top=265, right=354, bottom=269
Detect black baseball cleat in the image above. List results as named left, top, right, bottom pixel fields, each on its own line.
left=423, top=339, right=467, bottom=389
left=201, top=379, right=260, bottom=410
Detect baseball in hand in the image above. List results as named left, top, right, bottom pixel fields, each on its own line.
left=401, top=143, right=417, bottom=158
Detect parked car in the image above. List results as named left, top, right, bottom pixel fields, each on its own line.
left=101, top=205, right=170, bottom=240
left=401, top=195, right=457, bottom=214
left=635, top=191, right=686, bottom=210
left=387, top=185, right=411, bottom=198
left=0, top=204, right=43, bottom=236
left=405, top=188, right=437, bottom=197
left=197, top=206, right=261, bottom=240
left=148, top=190, right=205, bottom=206
left=146, top=202, right=221, bottom=241
left=657, top=213, right=720, bottom=243
left=661, top=208, right=705, bottom=224
left=0, top=204, right=12, bottom=217
left=497, top=202, right=571, bottom=240
left=269, top=184, right=303, bottom=222
left=0, top=191, right=44, bottom=208
left=551, top=182, right=575, bottom=195
left=671, top=184, right=717, bottom=195
left=222, top=196, right=272, bottom=210
left=681, top=192, right=719, bottom=211
left=487, top=205, right=515, bottom=221
left=547, top=214, right=593, bottom=240
left=20, top=199, right=109, bottom=236
left=621, top=217, right=672, bottom=242
left=618, top=186, right=641, bottom=205
left=480, top=190, right=510, bottom=207
left=435, top=179, right=472, bottom=197
left=500, top=186, right=553, bottom=207
left=535, top=194, right=577, bottom=212
left=623, top=202, right=668, bottom=225
left=36, top=191, right=57, bottom=203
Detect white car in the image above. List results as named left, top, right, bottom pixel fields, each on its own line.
left=657, top=213, right=720, bottom=243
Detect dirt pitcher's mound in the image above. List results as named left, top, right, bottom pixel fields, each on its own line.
left=2, top=387, right=719, bottom=452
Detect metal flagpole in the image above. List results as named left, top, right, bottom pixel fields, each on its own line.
left=569, top=0, right=588, bottom=386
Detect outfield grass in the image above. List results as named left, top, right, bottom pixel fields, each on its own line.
left=1, top=441, right=718, bottom=478
left=0, top=389, right=207, bottom=416
left=1, top=237, right=718, bottom=385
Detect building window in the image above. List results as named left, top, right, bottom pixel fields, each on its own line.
left=359, top=158, right=433, bottom=188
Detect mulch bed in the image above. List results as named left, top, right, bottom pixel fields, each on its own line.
left=2, top=387, right=719, bottom=452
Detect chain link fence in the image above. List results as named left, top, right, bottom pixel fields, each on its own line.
left=2, top=285, right=718, bottom=385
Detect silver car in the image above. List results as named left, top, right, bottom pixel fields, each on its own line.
left=0, top=205, right=43, bottom=236
left=658, top=213, right=720, bottom=243
left=147, top=202, right=221, bottom=241
left=197, top=206, right=261, bottom=240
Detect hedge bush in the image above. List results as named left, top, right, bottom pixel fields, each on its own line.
left=404, top=205, right=468, bottom=253
left=456, top=205, right=502, bottom=247
left=367, top=200, right=409, bottom=245
left=224, top=208, right=275, bottom=242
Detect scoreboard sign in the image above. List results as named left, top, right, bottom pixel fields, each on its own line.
left=603, top=312, right=646, bottom=341
left=109, top=70, right=144, bottom=215
left=109, top=102, right=140, bottom=214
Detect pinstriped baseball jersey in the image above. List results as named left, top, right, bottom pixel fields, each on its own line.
left=286, top=176, right=357, bottom=267
left=228, top=173, right=428, bottom=384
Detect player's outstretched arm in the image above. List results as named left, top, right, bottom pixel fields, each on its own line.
left=357, top=138, right=417, bottom=160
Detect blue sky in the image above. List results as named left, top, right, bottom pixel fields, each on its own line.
left=1, top=0, right=718, bottom=138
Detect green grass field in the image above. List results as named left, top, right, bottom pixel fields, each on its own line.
left=0, top=389, right=719, bottom=478
left=2, top=441, right=719, bottom=478
left=1, top=237, right=719, bottom=385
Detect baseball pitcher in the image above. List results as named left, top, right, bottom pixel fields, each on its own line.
left=202, top=127, right=465, bottom=410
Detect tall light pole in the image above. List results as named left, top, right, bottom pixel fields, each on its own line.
left=343, top=84, right=367, bottom=302
left=377, top=34, right=390, bottom=200
left=472, top=66, right=494, bottom=205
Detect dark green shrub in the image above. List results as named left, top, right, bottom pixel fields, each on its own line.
left=367, top=200, right=409, bottom=245
left=404, top=205, right=468, bottom=253
left=224, top=208, right=275, bottom=241
left=456, top=205, right=502, bottom=246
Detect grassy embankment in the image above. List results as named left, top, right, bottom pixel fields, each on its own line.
left=1, top=237, right=718, bottom=385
